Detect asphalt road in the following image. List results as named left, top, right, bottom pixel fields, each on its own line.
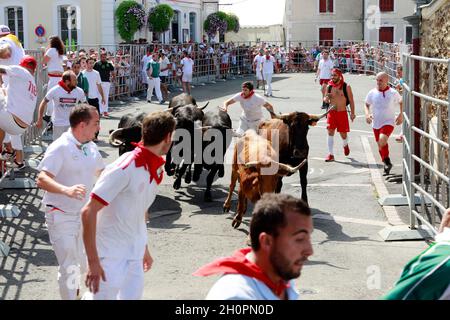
left=0, top=72, right=427, bottom=300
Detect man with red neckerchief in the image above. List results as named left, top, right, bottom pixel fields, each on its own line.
left=195, top=193, right=313, bottom=300
left=81, top=111, right=176, bottom=300
left=365, top=72, right=403, bottom=175
left=323, top=68, right=356, bottom=162
left=220, top=81, right=275, bottom=137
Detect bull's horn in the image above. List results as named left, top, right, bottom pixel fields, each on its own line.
left=163, top=107, right=175, bottom=113
left=244, top=161, right=260, bottom=168
left=109, top=128, right=125, bottom=147
left=312, top=105, right=337, bottom=121
left=195, top=126, right=213, bottom=130
left=197, top=102, right=210, bottom=111
left=275, top=159, right=307, bottom=173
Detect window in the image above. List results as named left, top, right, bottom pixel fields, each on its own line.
left=319, top=28, right=333, bottom=47
left=189, top=13, right=196, bottom=42
left=405, top=26, right=412, bottom=44
left=379, top=27, right=394, bottom=43
left=379, top=0, right=394, bottom=12
left=5, top=7, right=24, bottom=44
left=319, top=0, right=334, bottom=13
left=58, top=5, right=78, bottom=49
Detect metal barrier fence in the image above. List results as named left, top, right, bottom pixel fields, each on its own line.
left=402, top=53, right=450, bottom=235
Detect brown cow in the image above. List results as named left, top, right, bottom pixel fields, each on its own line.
left=223, top=130, right=307, bottom=229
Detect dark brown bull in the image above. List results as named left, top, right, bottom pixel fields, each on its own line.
left=223, top=130, right=307, bottom=229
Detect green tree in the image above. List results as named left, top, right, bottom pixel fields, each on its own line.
left=148, top=4, right=174, bottom=40
left=115, top=1, right=146, bottom=42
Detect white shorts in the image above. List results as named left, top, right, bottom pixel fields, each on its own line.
left=236, top=116, right=262, bottom=136
left=182, top=73, right=193, bottom=83
left=0, top=107, right=27, bottom=136
left=84, top=257, right=144, bottom=300
left=4, top=134, right=23, bottom=150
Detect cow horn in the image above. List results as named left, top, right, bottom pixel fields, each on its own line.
left=312, top=105, right=337, bottom=121
left=163, top=107, right=175, bottom=113
left=195, top=126, right=213, bottom=130
left=109, top=128, right=125, bottom=147
left=244, top=161, right=260, bottom=168
left=197, top=102, right=210, bottom=111
left=275, top=159, right=307, bottom=174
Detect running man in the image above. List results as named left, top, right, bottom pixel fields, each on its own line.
left=253, top=49, right=265, bottom=89
left=365, top=72, right=403, bottom=175
left=81, top=111, right=176, bottom=300
left=316, top=50, right=335, bottom=109
left=261, top=50, right=279, bottom=97
left=36, top=104, right=104, bottom=300
left=220, top=81, right=275, bottom=136
left=323, top=68, right=356, bottom=162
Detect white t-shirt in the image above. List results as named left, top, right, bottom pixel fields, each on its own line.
left=141, top=54, right=151, bottom=73
left=253, top=55, right=264, bottom=71
left=318, top=58, right=334, bottom=79
left=3, top=65, right=37, bottom=125
left=206, top=274, right=299, bottom=300
left=232, top=92, right=266, bottom=122
left=45, top=48, right=64, bottom=73
left=45, top=85, right=87, bottom=127
left=0, top=35, right=25, bottom=66
left=159, top=56, right=170, bottom=77
left=91, top=152, right=162, bottom=260
left=82, top=70, right=102, bottom=99
left=221, top=53, right=230, bottom=64
left=38, top=130, right=105, bottom=213
left=261, top=56, right=276, bottom=74
left=181, top=57, right=194, bottom=75
left=365, top=88, right=402, bottom=129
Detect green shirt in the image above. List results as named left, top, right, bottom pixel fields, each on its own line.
left=382, top=230, right=450, bottom=300
left=146, top=61, right=160, bottom=78
left=77, top=73, right=89, bottom=96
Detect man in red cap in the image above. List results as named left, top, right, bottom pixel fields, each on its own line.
left=194, top=193, right=313, bottom=300
left=0, top=55, right=38, bottom=149
left=323, top=68, right=356, bottom=162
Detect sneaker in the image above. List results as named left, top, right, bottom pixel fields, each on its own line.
left=160, top=100, right=165, bottom=105
left=383, top=157, right=393, bottom=175
left=12, top=161, right=26, bottom=170
left=325, top=154, right=335, bottom=162
left=344, top=145, right=350, bottom=156
left=0, top=150, right=15, bottom=161
left=147, top=100, right=152, bottom=103
left=103, top=112, right=110, bottom=118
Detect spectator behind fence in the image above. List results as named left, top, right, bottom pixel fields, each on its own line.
left=194, top=193, right=314, bottom=300
left=94, top=52, right=115, bottom=118
left=180, top=50, right=194, bottom=95
left=382, top=209, right=450, bottom=300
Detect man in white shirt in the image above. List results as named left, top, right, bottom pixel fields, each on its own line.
left=0, top=56, right=38, bottom=148
left=158, top=51, right=170, bottom=102
left=0, top=25, right=25, bottom=80
left=82, top=58, right=105, bottom=142
left=141, top=48, right=152, bottom=88
left=81, top=111, right=176, bottom=300
left=37, top=71, right=87, bottom=140
left=220, top=81, right=275, bottom=137
left=365, top=72, right=403, bottom=175
left=180, top=51, right=194, bottom=95
left=36, top=104, right=104, bottom=300
left=316, top=51, right=335, bottom=109
left=261, top=50, right=279, bottom=97
left=253, top=49, right=264, bottom=89
left=194, top=193, right=313, bottom=300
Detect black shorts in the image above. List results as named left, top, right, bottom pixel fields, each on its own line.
left=160, top=76, right=168, bottom=84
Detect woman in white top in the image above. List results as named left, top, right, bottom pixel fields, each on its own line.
left=43, top=36, right=65, bottom=119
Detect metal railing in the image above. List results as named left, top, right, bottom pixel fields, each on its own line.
left=402, top=53, right=450, bottom=235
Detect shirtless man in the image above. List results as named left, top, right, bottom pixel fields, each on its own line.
left=323, top=68, right=356, bottom=162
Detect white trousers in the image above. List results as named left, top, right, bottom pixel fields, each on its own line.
left=236, top=116, right=262, bottom=136
left=45, top=208, right=87, bottom=300
left=0, top=108, right=26, bottom=136
left=256, top=70, right=263, bottom=81
left=147, top=77, right=162, bottom=102
left=84, top=257, right=144, bottom=300
left=52, top=125, right=70, bottom=141
left=47, top=77, right=61, bottom=118
left=264, top=73, right=273, bottom=95
left=100, top=82, right=111, bottom=114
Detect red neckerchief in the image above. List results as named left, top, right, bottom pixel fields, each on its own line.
left=241, top=90, right=255, bottom=100
left=378, top=86, right=390, bottom=98
left=328, top=68, right=344, bottom=90
left=58, top=80, right=73, bottom=94
left=193, top=248, right=291, bottom=297
left=265, top=55, right=271, bottom=60
left=119, top=142, right=165, bottom=185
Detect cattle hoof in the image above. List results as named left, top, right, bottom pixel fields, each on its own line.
left=223, top=205, right=230, bottom=213
left=173, top=180, right=181, bottom=190
left=185, top=173, right=192, bottom=184
left=166, top=168, right=175, bottom=177
left=218, top=167, right=225, bottom=178
left=232, top=217, right=242, bottom=229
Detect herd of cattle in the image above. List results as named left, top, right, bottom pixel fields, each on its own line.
left=109, top=94, right=331, bottom=228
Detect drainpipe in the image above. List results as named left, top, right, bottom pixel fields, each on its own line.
left=403, top=0, right=430, bottom=174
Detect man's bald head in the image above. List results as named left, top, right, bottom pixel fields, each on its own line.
left=376, top=72, right=389, bottom=90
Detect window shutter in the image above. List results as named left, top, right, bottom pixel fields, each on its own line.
left=319, top=0, right=327, bottom=13
left=328, top=0, right=334, bottom=13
